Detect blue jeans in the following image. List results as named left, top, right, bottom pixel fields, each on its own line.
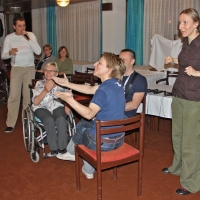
left=67, top=118, right=124, bottom=174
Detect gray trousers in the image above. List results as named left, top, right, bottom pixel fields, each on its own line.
left=34, top=107, right=68, bottom=151
left=168, top=97, right=200, bottom=193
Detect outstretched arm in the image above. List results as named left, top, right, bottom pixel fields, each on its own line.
left=54, top=90, right=100, bottom=119
left=52, top=74, right=99, bottom=95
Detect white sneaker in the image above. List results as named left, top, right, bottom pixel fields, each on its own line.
left=82, top=167, right=94, bottom=179
left=56, top=152, right=75, bottom=161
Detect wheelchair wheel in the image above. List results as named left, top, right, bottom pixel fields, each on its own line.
left=67, top=111, right=76, bottom=136
left=22, top=106, right=35, bottom=151
left=30, top=150, right=40, bottom=163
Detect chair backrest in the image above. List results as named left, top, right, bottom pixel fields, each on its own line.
left=166, top=70, right=178, bottom=85
left=95, top=113, right=144, bottom=167
left=71, top=72, right=95, bottom=86
left=85, top=67, right=95, bottom=73
left=156, top=70, right=178, bottom=86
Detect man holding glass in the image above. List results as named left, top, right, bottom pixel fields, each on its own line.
left=1, top=15, right=41, bottom=133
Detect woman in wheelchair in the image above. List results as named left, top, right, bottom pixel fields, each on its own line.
left=32, top=62, right=70, bottom=157
left=53, top=52, right=126, bottom=179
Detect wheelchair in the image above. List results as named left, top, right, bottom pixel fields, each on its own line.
left=22, top=82, right=76, bottom=163
left=0, top=68, right=9, bottom=104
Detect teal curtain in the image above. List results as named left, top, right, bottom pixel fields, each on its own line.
left=100, top=0, right=103, bottom=57
left=126, top=0, right=144, bottom=65
left=46, top=1, right=58, bottom=57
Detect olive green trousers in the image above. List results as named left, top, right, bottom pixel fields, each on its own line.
left=168, top=97, right=200, bottom=193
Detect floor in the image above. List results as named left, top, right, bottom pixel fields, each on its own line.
left=0, top=94, right=200, bottom=200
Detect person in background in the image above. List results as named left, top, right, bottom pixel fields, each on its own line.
left=119, top=49, right=147, bottom=118
left=162, top=8, right=200, bottom=196
left=1, top=15, right=41, bottom=133
left=35, top=44, right=55, bottom=79
left=55, top=46, right=73, bottom=75
left=32, top=62, right=70, bottom=156
left=52, top=52, right=126, bottom=179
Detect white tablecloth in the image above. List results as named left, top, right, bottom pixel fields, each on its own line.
left=73, top=60, right=94, bottom=73
left=135, top=69, right=165, bottom=85
left=138, top=84, right=173, bottom=118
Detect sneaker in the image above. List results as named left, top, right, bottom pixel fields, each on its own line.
left=58, top=148, right=67, bottom=154
left=56, top=152, right=75, bottom=161
left=82, top=167, right=94, bottom=179
left=5, top=127, right=13, bottom=133
left=47, top=150, right=58, bottom=157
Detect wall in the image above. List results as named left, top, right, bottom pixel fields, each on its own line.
left=102, top=0, right=126, bottom=54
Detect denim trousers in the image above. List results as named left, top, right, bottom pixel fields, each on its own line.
left=67, top=118, right=124, bottom=174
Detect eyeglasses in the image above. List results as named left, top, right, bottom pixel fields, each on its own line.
left=44, top=70, right=58, bottom=73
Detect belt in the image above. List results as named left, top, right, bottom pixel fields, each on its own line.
left=101, top=133, right=125, bottom=144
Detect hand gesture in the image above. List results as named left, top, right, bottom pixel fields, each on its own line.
left=44, top=80, right=55, bottom=93
left=54, top=90, right=73, bottom=103
left=65, top=105, right=71, bottom=115
left=165, top=56, right=173, bottom=64
left=185, top=66, right=200, bottom=77
left=9, top=48, right=18, bottom=56
left=52, top=73, right=69, bottom=87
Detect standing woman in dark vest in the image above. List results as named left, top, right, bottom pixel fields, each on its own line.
left=162, top=8, right=200, bottom=196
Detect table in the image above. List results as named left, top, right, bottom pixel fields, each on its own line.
left=137, top=84, right=173, bottom=131
left=135, top=69, right=165, bottom=85
left=73, top=60, right=94, bottom=73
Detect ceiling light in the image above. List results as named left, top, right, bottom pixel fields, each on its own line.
left=56, top=0, right=70, bottom=7
left=10, top=7, right=21, bottom=13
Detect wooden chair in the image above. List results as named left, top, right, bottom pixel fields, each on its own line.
left=84, top=68, right=101, bottom=84
left=71, top=72, right=95, bottom=86
left=75, top=112, right=145, bottom=200
left=70, top=73, right=94, bottom=105
left=156, top=70, right=178, bottom=85
left=85, top=67, right=95, bottom=73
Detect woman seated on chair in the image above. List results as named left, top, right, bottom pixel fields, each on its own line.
left=32, top=62, right=70, bottom=157
left=55, top=46, right=73, bottom=75
left=35, top=44, right=56, bottom=79
left=53, top=52, right=126, bottom=179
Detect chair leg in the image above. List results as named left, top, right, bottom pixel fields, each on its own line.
left=97, top=168, right=102, bottom=200
left=113, top=167, right=117, bottom=180
left=137, top=159, right=143, bottom=196
left=75, top=146, right=81, bottom=190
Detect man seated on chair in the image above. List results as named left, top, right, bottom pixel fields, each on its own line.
left=53, top=52, right=126, bottom=179
left=119, top=49, right=147, bottom=117
left=32, top=62, right=70, bottom=157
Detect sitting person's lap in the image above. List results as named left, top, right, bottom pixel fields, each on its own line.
left=34, top=106, right=68, bottom=122
left=72, top=118, right=124, bottom=151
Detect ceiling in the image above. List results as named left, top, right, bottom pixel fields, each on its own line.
left=2, top=0, right=96, bottom=13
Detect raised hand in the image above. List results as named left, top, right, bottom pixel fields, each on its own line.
left=52, top=73, right=69, bottom=87
left=44, top=80, right=56, bottom=92
left=165, top=56, right=173, bottom=64
left=54, top=89, right=73, bottom=103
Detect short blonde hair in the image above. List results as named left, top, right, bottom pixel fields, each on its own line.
left=44, top=62, right=59, bottom=72
left=102, top=52, right=126, bottom=81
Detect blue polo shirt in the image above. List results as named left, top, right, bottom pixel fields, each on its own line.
left=90, top=78, right=125, bottom=137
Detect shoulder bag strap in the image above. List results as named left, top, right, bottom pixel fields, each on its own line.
left=125, top=71, right=138, bottom=98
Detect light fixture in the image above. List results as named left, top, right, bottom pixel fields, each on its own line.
left=56, top=0, right=70, bottom=7
left=10, top=7, right=21, bottom=13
